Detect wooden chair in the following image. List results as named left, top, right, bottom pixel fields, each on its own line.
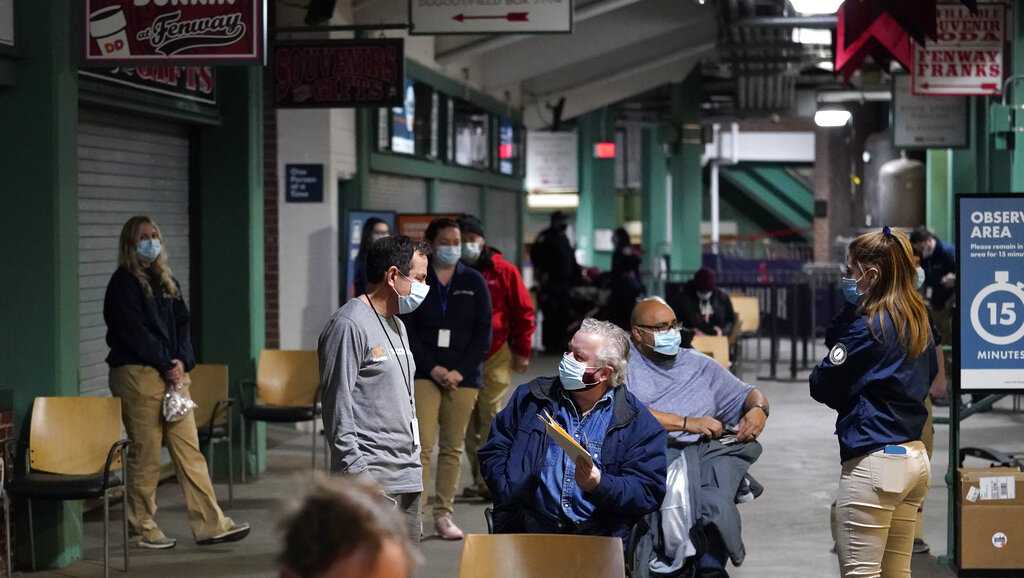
left=239, top=350, right=321, bottom=481
left=190, top=364, right=235, bottom=505
left=5, top=397, right=129, bottom=578
left=458, top=534, right=625, bottom=578
left=692, top=335, right=731, bottom=369
left=729, top=294, right=761, bottom=367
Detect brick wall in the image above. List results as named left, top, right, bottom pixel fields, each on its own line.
left=263, top=66, right=280, bottom=349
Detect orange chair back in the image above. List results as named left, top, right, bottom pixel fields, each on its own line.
left=256, top=350, right=319, bottom=407
left=691, top=335, right=731, bottom=368
left=730, top=294, right=761, bottom=334
left=189, top=364, right=230, bottom=429
left=30, top=397, right=123, bottom=476
left=458, top=534, right=625, bottom=578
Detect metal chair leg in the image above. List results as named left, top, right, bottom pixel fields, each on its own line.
left=26, top=499, right=35, bottom=572
left=240, top=418, right=247, bottom=484
left=103, top=491, right=110, bottom=578
left=227, top=439, right=234, bottom=506
left=311, top=420, right=317, bottom=473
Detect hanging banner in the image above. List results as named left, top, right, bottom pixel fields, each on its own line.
left=79, top=66, right=217, bottom=105
left=83, top=0, right=263, bottom=65
left=958, top=194, right=1024, bottom=391
left=273, top=39, right=404, bottom=109
left=912, top=3, right=1005, bottom=96
left=526, top=131, right=578, bottom=193
left=892, top=73, right=967, bottom=148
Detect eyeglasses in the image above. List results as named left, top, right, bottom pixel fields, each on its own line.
left=636, top=322, right=682, bottom=333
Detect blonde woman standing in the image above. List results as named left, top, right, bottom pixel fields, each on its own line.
left=104, top=216, right=249, bottom=549
left=811, top=227, right=936, bottom=578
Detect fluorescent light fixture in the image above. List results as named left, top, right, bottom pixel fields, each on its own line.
left=792, top=27, right=832, bottom=45
left=527, top=193, right=579, bottom=209
left=789, top=0, right=843, bottom=15
left=816, top=61, right=834, bottom=71
left=814, top=109, right=852, bottom=127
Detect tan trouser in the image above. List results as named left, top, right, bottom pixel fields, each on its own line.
left=835, top=441, right=930, bottom=578
left=109, top=365, right=234, bottom=542
left=415, top=379, right=478, bottom=519
left=916, top=397, right=935, bottom=540
left=465, top=345, right=513, bottom=488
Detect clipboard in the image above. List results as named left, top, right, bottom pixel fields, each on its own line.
left=537, top=410, right=593, bottom=465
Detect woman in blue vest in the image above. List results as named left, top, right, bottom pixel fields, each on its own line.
left=810, top=227, right=937, bottom=578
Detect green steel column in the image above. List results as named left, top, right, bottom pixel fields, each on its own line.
left=1013, top=4, right=1024, bottom=190
left=642, top=126, right=669, bottom=280
left=576, top=108, right=617, bottom=269
left=427, top=178, right=440, bottom=213
left=926, top=150, right=953, bottom=242
left=0, top=0, right=82, bottom=568
left=670, top=73, right=704, bottom=273
left=197, top=67, right=266, bottom=477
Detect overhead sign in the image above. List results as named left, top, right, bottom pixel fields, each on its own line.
left=273, top=39, right=404, bottom=109
left=0, top=0, right=13, bottom=48
left=79, top=66, right=217, bottom=105
left=892, top=74, right=967, bottom=149
left=409, top=0, right=572, bottom=35
left=526, top=131, right=578, bottom=193
left=83, top=0, right=263, bottom=65
left=285, top=164, right=324, bottom=203
left=958, top=194, right=1024, bottom=391
left=912, top=3, right=1005, bottom=96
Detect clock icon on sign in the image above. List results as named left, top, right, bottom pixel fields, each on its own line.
left=969, top=271, right=1024, bottom=346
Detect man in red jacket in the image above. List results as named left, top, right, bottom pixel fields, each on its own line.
left=458, top=215, right=536, bottom=500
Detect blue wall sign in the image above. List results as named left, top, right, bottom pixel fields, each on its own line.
left=958, top=194, right=1024, bottom=391
left=285, top=164, right=323, bottom=203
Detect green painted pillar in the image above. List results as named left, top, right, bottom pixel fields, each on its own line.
left=197, top=67, right=266, bottom=477
left=642, top=126, right=669, bottom=277
left=576, top=108, right=617, bottom=269
left=0, top=0, right=82, bottom=568
left=1013, top=3, right=1024, bottom=190
left=670, top=73, right=704, bottom=273
left=926, top=150, right=953, bottom=242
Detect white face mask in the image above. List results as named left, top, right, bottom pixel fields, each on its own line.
left=462, top=242, right=483, bottom=263
left=915, top=266, right=926, bottom=290
left=137, top=238, right=162, bottom=262
left=697, top=291, right=712, bottom=301
left=394, top=272, right=430, bottom=314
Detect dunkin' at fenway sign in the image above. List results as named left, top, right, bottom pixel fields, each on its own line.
left=84, top=0, right=263, bottom=65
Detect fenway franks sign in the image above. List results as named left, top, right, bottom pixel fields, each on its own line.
left=83, top=0, right=263, bottom=65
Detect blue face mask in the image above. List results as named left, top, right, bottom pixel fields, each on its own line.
left=644, top=328, right=682, bottom=356
left=558, top=353, right=601, bottom=391
left=435, top=245, right=462, bottom=266
left=396, top=273, right=430, bottom=315
left=137, top=238, right=161, bottom=262
left=841, top=276, right=864, bottom=304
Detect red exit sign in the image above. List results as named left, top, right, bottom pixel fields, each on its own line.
left=593, top=142, right=616, bottom=159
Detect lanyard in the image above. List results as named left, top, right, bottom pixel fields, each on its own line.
left=438, top=281, right=451, bottom=318
left=367, top=298, right=413, bottom=401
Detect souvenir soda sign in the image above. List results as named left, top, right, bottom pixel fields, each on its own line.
left=83, top=0, right=263, bottom=65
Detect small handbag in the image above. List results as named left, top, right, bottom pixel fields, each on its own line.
left=162, top=381, right=197, bottom=423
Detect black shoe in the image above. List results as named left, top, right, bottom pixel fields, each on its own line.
left=913, top=538, right=930, bottom=554
left=197, top=523, right=251, bottom=546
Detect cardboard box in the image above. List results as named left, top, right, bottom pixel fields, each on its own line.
left=959, top=468, right=1024, bottom=569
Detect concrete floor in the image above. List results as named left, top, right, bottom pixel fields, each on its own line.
left=31, top=346, right=1024, bottom=578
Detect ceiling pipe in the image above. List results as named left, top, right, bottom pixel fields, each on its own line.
left=436, top=0, right=645, bottom=64
left=817, top=90, right=891, bottom=103
left=734, top=15, right=837, bottom=28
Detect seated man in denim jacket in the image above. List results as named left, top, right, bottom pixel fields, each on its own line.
left=479, top=318, right=667, bottom=544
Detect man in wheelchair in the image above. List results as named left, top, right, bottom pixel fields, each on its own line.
left=479, top=318, right=667, bottom=546
left=627, top=298, right=769, bottom=578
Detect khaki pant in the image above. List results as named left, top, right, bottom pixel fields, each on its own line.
left=465, top=345, right=513, bottom=489
left=835, top=441, right=930, bottom=578
left=916, top=397, right=934, bottom=540
left=415, top=379, right=478, bottom=519
left=109, top=365, right=234, bottom=542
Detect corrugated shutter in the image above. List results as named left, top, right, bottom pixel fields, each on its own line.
left=436, top=181, right=480, bottom=216
left=367, top=173, right=427, bottom=212
left=485, top=188, right=519, bottom=263
left=78, top=108, right=191, bottom=396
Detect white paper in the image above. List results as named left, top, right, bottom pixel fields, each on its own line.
left=979, top=476, right=1016, bottom=501
left=966, top=486, right=980, bottom=503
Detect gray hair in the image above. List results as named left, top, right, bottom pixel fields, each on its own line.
left=577, top=318, right=630, bottom=386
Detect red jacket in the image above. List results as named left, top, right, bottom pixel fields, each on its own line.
left=477, top=249, right=536, bottom=359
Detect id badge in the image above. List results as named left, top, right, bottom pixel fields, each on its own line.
left=411, top=418, right=421, bottom=448
left=437, top=329, right=452, bottom=348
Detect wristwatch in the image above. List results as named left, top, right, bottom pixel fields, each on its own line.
left=750, top=403, right=769, bottom=418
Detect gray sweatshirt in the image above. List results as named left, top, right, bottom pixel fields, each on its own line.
left=318, top=298, right=422, bottom=494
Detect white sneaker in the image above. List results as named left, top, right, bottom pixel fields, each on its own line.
left=434, top=514, right=464, bottom=541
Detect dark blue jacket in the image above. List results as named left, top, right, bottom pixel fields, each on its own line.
left=401, top=261, right=492, bottom=388
left=104, top=267, right=195, bottom=373
left=479, top=377, right=667, bottom=542
left=809, top=304, right=936, bottom=462
left=922, top=239, right=956, bottom=310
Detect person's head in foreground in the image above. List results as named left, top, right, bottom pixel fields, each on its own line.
left=279, top=478, right=417, bottom=578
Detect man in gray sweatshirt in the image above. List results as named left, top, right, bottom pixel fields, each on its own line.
left=318, top=235, right=432, bottom=542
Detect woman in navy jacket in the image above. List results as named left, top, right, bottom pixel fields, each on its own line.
left=402, top=217, right=492, bottom=540
left=810, top=227, right=936, bottom=578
